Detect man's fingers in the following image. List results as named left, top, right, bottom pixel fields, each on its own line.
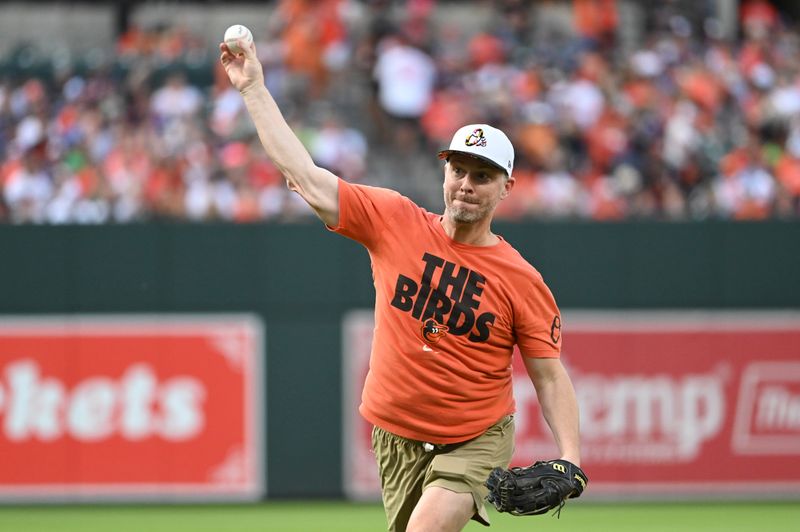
left=219, top=41, right=249, bottom=59
left=240, top=39, right=257, bottom=59
left=219, top=43, right=235, bottom=63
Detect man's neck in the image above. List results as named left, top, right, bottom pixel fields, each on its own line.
left=440, top=214, right=499, bottom=246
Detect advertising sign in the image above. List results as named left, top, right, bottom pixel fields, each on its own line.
left=0, top=315, right=264, bottom=502
left=343, top=311, right=800, bottom=499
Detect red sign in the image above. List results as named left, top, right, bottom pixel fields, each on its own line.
left=343, top=311, right=800, bottom=499
left=0, top=315, right=264, bottom=501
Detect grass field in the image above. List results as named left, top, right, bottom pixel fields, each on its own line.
left=0, top=501, right=798, bottom=532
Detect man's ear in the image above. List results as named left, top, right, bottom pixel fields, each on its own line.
left=501, top=176, right=515, bottom=199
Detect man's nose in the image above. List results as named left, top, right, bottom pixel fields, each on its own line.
left=460, top=174, right=476, bottom=190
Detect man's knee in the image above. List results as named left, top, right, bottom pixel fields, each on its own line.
left=406, top=486, right=476, bottom=532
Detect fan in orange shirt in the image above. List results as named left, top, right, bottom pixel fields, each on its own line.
left=220, top=36, right=584, bottom=532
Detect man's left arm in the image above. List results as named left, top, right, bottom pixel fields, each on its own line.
left=522, top=357, right=581, bottom=465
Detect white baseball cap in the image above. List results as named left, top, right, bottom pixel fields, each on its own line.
left=437, top=124, right=514, bottom=176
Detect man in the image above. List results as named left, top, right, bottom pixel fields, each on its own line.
left=221, top=38, right=582, bottom=532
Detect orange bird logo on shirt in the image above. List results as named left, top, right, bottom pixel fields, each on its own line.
left=421, top=319, right=449, bottom=344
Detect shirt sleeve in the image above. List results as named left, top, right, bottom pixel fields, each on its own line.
left=515, top=277, right=562, bottom=358
left=327, top=178, right=405, bottom=251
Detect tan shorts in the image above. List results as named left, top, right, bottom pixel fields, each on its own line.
left=371, top=415, right=515, bottom=531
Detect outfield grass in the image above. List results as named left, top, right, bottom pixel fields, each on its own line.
left=0, top=501, right=797, bottom=531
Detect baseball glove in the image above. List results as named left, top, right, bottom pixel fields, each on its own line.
left=485, top=459, right=588, bottom=517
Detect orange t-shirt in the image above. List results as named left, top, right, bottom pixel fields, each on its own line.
left=331, top=180, right=561, bottom=443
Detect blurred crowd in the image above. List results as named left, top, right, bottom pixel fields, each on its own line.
left=3, top=0, right=800, bottom=223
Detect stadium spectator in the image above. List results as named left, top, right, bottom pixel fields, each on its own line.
left=372, top=32, right=436, bottom=149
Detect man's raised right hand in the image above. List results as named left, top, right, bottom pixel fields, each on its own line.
left=219, top=39, right=264, bottom=94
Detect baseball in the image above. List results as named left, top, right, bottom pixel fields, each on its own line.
left=224, top=24, right=253, bottom=54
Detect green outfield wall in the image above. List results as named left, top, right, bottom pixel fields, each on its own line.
left=1, top=221, right=799, bottom=497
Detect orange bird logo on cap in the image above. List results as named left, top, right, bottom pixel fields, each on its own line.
left=465, top=128, right=487, bottom=147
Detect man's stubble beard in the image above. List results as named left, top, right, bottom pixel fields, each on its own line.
left=444, top=195, right=496, bottom=224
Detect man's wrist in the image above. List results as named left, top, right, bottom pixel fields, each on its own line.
left=240, top=82, right=265, bottom=98
left=559, top=455, right=580, bottom=466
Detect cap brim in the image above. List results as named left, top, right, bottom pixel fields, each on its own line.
left=437, top=149, right=508, bottom=174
